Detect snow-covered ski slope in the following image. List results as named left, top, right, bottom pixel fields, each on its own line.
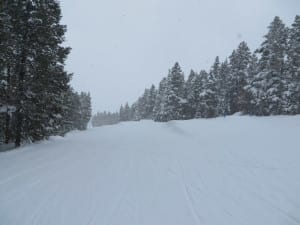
left=1, top=115, right=300, bottom=225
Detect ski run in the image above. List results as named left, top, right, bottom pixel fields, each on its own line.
left=0, top=115, right=300, bottom=225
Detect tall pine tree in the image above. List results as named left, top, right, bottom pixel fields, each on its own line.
left=284, top=15, right=300, bottom=114
left=249, top=16, right=288, bottom=115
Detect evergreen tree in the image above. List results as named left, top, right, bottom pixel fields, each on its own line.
left=0, top=0, right=89, bottom=147
left=92, top=111, right=119, bottom=127
left=145, top=84, right=156, bottom=119
left=218, top=60, right=230, bottom=115
left=119, top=105, right=125, bottom=121
left=131, top=102, right=142, bottom=121
left=284, top=15, right=300, bottom=114
left=124, top=103, right=131, bottom=121
left=116, top=16, right=300, bottom=124
left=153, top=77, right=168, bottom=121
left=202, top=57, right=219, bottom=118
left=186, top=70, right=202, bottom=119
left=0, top=0, right=17, bottom=144
left=61, top=88, right=81, bottom=134
left=119, top=103, right=131, bottom=121
left=195, top=70, right=209, bottom=118
left=138, top=90, right=149, bottom=119
left=78, top=92, right=92, bottom=130
left=228, top=42, right=251, bottom=114
left=249, top=16, right=288, bottom=115
left=158, top=62, right=186, bottom=121
left=243, top=53, right=259, bottom=114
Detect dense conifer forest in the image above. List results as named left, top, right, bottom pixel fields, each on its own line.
left=93, top=15, right=300, bottom=125
left=0, top=0, right=92, bottom=147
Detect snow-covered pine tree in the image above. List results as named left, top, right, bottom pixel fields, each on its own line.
left=30, top=1, right=71, bottom=141
left=131, top=101, right=142, bottom=121
left=160, top=62, right=186, bottom=121
left=0, top=0, right=28, bottom=145
left=228, top=42, right=252, bottom=114
left=243, top=53, right=259, bottom=114
left=249, top=16, right=288, bottom=116
left=153, top=77, right=168, bottom=121
left=199, top=57, right=219, bottom=118
left=145, top=84, right=156, bottom=119
left=61, top=89, right=81, bottom=134
left=138, top=89, right=149, bottom=119
left=0, top=0, right=73, bottom=146
left=119, top=105, right=125, bottom=121
left=218, top=60, right=231, bottom=116
left=284, top=15, right=300, bottom=114
left=77, top=92, right=92, bottom=130
left=115, top=16, right=300, bottom=122
left=91, top=111, right=119, bottom=127
left=119, top=103, right=132, bottom=121
left=124, top=103, right=131, bottom=121
left=186, top=70, right=202, bottom=119
left=195, top=70, right=209, bottom=118
left=0, top=1, right=18, bottom=144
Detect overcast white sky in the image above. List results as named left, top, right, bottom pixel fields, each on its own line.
left=60, top=0, right=299, bottom=113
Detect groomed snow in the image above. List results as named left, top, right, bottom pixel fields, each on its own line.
left=0, top=115, right=300, bottom=225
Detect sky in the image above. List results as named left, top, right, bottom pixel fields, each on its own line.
left=60, top=0, right=300, bottom=113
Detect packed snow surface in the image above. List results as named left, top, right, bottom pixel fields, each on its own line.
left=1, top=116, right=300, bottom=225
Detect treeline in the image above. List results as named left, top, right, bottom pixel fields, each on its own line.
left=92, top=111, right=119, bottom=127
left=118, top=16, right=300, bottom=122
left=0, top=0, right=92, bottom=147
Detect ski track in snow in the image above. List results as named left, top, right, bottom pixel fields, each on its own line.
left=0, top=116, right=300, bottom=225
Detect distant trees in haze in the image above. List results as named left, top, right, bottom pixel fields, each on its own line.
left=92, top=111, right=119, bottom=127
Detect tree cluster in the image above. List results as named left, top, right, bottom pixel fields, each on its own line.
left=119, top=16, right=300, bottom=122
left=92, top=111, right=119, bottom=127
left=0, top=0, right=92, bottom=147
